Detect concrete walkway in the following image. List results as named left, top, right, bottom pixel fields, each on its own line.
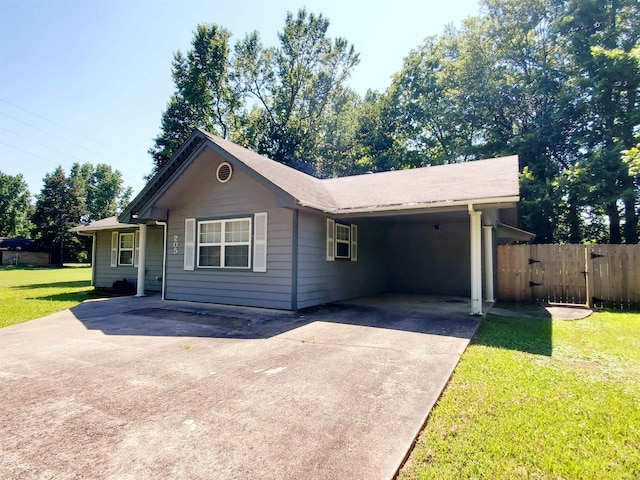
left=0, top=295, right=479, bottom=480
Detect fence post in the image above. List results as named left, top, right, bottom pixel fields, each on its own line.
left=584, top=246, right=591, bottom=308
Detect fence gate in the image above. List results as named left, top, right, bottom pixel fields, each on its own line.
left=497, top=244, right=640, bottom=309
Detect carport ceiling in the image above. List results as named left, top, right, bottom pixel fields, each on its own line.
left=344, top=210, right=470, bottom=225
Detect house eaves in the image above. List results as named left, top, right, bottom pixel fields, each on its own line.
left=298, top=196, right=520, bottom=216
left=116, top=129, right=521, bottom=225
left=119, top=131, right=207, bottom=224
left=71, top=216, right=134, bottom=233
left=496, top=222, right=536, bottom=242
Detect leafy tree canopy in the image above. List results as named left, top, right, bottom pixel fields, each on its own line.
left=149, top=9, right=359, bottom=177
left=30, top=163, right=132, bottom=264
left=0, top=171, right=33, bottom=238
left=151, top=2, right=639, bottom=244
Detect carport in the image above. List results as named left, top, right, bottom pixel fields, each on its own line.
left=332, top=205, right=506, bottom=315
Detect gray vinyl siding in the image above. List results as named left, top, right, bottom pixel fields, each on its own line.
left=93, top=226, right=164, bottom=292
left=296, top=213, right=471, bottom=307
left=296, top=211, right=387, bottom=309
left=386, top=221, right=470, bottom=296
left=164, top=153, right=293, bottom=309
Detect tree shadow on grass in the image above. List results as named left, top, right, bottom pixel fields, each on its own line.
left=473, top=310, right=552, bottom=356
left=16, top=280, right=91, bottom=290
left=29, top=290, right=106, bottom=302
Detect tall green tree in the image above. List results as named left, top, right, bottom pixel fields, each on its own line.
left=233, top=8, right=360, bottom=174
left=389, top=0, right=574, bottom=242
left=556, top=0, right=640, bottom=243
left=0, top=172, right=33, bottom=237
left=149, top=24, right=239, bottom=173
left=386, top=0, right=639, bottom=243
left=69, top=163, right=132, bottom=223
left=350, top=89, right=403, bottom=173
left=32, top=167, right=84, bottom=266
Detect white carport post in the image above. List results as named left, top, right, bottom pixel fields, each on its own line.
left=468, top=206, right=483, bottom=315
left=135, top=223, right=147, bottom=297
left=483, top=225, right=495, bottom=302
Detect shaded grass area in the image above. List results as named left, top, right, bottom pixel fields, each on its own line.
left=0, top=265, right=104, bottom=328
left=398, top=311, right=640, bottom=480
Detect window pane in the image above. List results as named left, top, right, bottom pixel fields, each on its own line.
left=336, top=225, right=350, bottom=241
left=225, top=245, right=249, bottom=267
left=199, top=245, right=221, bottom=267
left=225, top=220, right=250, bottom=243
left=119, top=250, right=133, bottom=265
left=336, top=242, right=350, bottom=258
left=120, top=234, right=134, bottom=249
left=200, top=222, right=221, bottom=244
left=199, top=223, right=210, bottom=243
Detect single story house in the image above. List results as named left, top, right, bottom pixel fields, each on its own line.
left=73, top=129, right=532, bottom=315
left=0, top=237, right=50, bottom=265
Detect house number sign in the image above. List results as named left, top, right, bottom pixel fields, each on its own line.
left=173, top=235, right=179, bottom=254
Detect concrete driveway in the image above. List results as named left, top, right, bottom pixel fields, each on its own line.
left=0, top=295, right=479, bottom=480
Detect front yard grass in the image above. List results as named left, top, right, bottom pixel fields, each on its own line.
left=398, top=310, right=640, bottom=480
left=0, top=265, right=100, bottom=328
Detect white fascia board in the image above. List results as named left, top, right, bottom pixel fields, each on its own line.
left=297, top=196, right=520, bottom=215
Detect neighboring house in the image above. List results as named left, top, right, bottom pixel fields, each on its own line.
left=73, top=129, right=532, bottom=314
left=0, top=237, right=50, bottom=265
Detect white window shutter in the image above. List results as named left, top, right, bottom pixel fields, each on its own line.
left=184, top=218, right=196, bottom=271
left=253, top=212, right=268, bottom=272
left=351, top=224, right=358, bottom=262
left=110, top=232, right=118, bottom=267
left=326, top=218, right=335, bottom=261
left=133, top=230, right=140, bottom=267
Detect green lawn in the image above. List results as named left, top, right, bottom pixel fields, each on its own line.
left=0, top=265, right=102, bottom=328
left=398, top=311, right=640, bottom=479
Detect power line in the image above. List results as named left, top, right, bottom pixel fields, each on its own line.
left=0, top=139, right=62, bottom=166
left=0, top=126, right=88, bottom=165
left=0, top=97, right=146, bottom=163
left=0, top=111, right=149, bottom=176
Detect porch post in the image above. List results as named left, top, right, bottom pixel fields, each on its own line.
left=469, top=207, right=483, bottom=315
left=90, top=233, right=96, bottom=287
left=135, top=223, right=147, bottom=297
left=483, top=225, right=495, bottom=302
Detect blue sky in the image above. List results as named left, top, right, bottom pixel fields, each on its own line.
left=0, top=0, right=481, bottom=199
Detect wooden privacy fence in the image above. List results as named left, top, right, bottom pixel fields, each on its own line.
left=497, top=244, right=640, bottom=309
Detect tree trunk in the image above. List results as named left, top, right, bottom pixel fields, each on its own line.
left=623, top=195, right=638, bottom=244
left=58, top=239, right=64, bottom=267
left=606, top=203, right=622, bottom=244
left=567, top=192, right=582, bottom=243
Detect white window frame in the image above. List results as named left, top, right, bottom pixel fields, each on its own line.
left=335, top=223, right=351, bottom=259
left=197, top=217, right=252, bottom=269
left=118, top=232, right=135, bottom=266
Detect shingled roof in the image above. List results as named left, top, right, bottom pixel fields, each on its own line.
left=70, top=216, right=131, bottom=232
left=114, top=129, right=519, bottom=225
left=200, top=131, right=336, bottom=209
left=200, top=131, right=519, bottom=214
left=0, top=237, right=43, bottom=251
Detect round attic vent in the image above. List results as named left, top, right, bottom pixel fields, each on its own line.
left=216, top=162, right=233, bottom=183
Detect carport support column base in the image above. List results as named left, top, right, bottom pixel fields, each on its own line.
left=469, top=207, right=483, bottom=315
left=136, top=224, right=147, bottom=297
